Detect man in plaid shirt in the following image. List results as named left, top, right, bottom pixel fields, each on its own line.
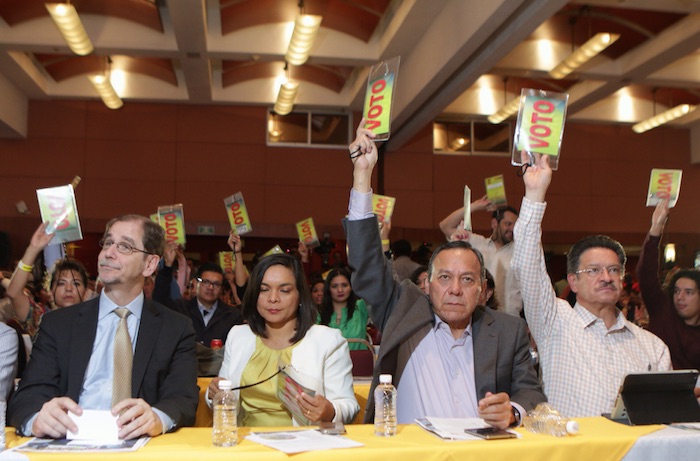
left=511, top=153, right=670, bottom=417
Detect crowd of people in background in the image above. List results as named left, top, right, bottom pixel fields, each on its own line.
left=0, top=119, right=698, bottom=439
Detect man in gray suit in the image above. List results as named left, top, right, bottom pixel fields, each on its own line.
left=344, top=121, right=545, bottom=429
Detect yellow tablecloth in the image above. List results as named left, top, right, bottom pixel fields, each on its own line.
left=196, top=377, right=373, bottom=426
left=6, top=418, right=666, bottom=461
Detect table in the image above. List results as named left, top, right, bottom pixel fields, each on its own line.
left=4, top=418, right=679, bottom=461
left=195, top=377, right=373, bottom=426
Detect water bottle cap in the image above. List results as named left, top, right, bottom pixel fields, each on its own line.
left=219, top=379, right=233, bottom=390
left=379, top=374, right=392, bottom=384
left=566, top=420, right=579, bottom=435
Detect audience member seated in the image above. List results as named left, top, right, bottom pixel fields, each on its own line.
left=309, top=276, right=325, bottom=315
left=9, top=214, right=198, bottom=440
left=636, top=199, right=700, bottom=371
left=153, top=243, right=243, bottom=349
left=511, top=152, right=670, bottom=418
left=442, top=201, right=522, bottom=317
left=208, top=253, right=359, bottom=426
left=391, top=239, right=420, bottom=282
left=409, top=265, right=429, bottom=296
left=6, top=222, right=90, bottom=337
left=318, top=267, right=369, bottom=350
left=344, top=120, right=545, bottom=429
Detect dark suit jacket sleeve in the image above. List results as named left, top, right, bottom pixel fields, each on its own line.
left=153, top=265, right=177, bottom=308
left=343, top=216, right=401, bottom=332
left=8, top=309, right=72, bottom=431
left=508, top=317, right=547, bottom=412
left=141, top=305, right=199, bottom=429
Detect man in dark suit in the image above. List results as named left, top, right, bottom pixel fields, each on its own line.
left=153, top=253, right=243, bottom=348
left=9, top=215, right=198, bottom=440
left=344, top=121, right=546, bottom=429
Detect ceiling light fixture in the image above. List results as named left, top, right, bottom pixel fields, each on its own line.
left=45, top=3, right=94, bottom=56
left=274, top=81, right=299, bottom=115
left=632, top=104, right=697, bottom=133
left=487, top=96, right=521, bottom=124
left=88, top=58, right=123, bottom=109
left=285, top=0, right=322, bottom=66
left=549, top=33, right=619, bottom=79
left=488, top=77, right=520, bottom=124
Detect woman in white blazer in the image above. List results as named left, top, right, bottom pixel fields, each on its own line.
left=208, top=253, right=359, bottom=426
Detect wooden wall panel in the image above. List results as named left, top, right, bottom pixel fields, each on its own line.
left=27, top=100, right=87, bottom=138
left=176, top=106, right=266, bottom=144
left=176, top=142, right=267, bottom=184
left=1, top=100, right=699, bottom=266
left=85, top=102, right=178, bottom=141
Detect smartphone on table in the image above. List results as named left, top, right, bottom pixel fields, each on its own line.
left=318, top=422, right=347, bottom=435
left=465, top=427, right=517, bottom=440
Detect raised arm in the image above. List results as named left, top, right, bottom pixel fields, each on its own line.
left=511, top=153, right=558, bottom=341
left=350, top=118, right=378, bottom=194
left=343, top=120, right=401, bottom=331
left=227, top=232, right=248, bottom=288
left=649, top=199, right=669, bottom=238
left=152, top=242, right=178, bottom=308
left=635, top=199, right=669, bottom=315
left=438, top=195, right=493, bottom=241
left=174, top=247, right=188, bottom=297
left=7, top=222, right=55, bottom=321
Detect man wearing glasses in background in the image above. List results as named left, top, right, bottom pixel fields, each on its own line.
left=9, top=215, right=198, bottom=440
left=511, top=154, right=671, bottom=418
left=154, top=256, right=243, bottom=348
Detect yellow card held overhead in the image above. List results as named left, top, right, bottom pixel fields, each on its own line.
left=224, top=192, right=253, bottom=235
left=646, top=169, right=682, bottom=208
left=296, top=217, right=320, bottom=248
left=372, top=194, right=396, bottom=223
left=485, top=174, right=507, bottom=205
left=158, top=204, right=186, bottom=246
left=36, top=184, right=83, bottom=244
left=262, top=245, right=284, bottom=258
left=219, top=251, right=235, bottom=272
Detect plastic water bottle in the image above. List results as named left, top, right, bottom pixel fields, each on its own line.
left=523, top=402, right=578, bottom=437
left=374, top=374, right=397, bottom=437
left=212, top=380, right=237, bottom=447
left=0, top=397, right=5, bottom=450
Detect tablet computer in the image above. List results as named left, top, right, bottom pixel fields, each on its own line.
left=608, top=369, right=700, bottom=425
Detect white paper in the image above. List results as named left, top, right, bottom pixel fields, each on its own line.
left=463, top=186, right=472, bottom=232
left=420, top=417, right=520, bottom=440
left=67, top=409, right=120, bottom=442
left=247, top=429, right=363, bottom=454
left=13, top=437, right=149, bottom=453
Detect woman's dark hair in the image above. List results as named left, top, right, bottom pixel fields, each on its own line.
left=410, top=265, right=428, bottom=286
left=49, top=258, right=89, bottom=290
left=484, top=269, right=499, bottom=310
left=319, top=267, right=358, bottom=326
left=241, top=253, right=315, bottom=344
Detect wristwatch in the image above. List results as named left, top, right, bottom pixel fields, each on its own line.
left=511, top=406, right=522, bottom=427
